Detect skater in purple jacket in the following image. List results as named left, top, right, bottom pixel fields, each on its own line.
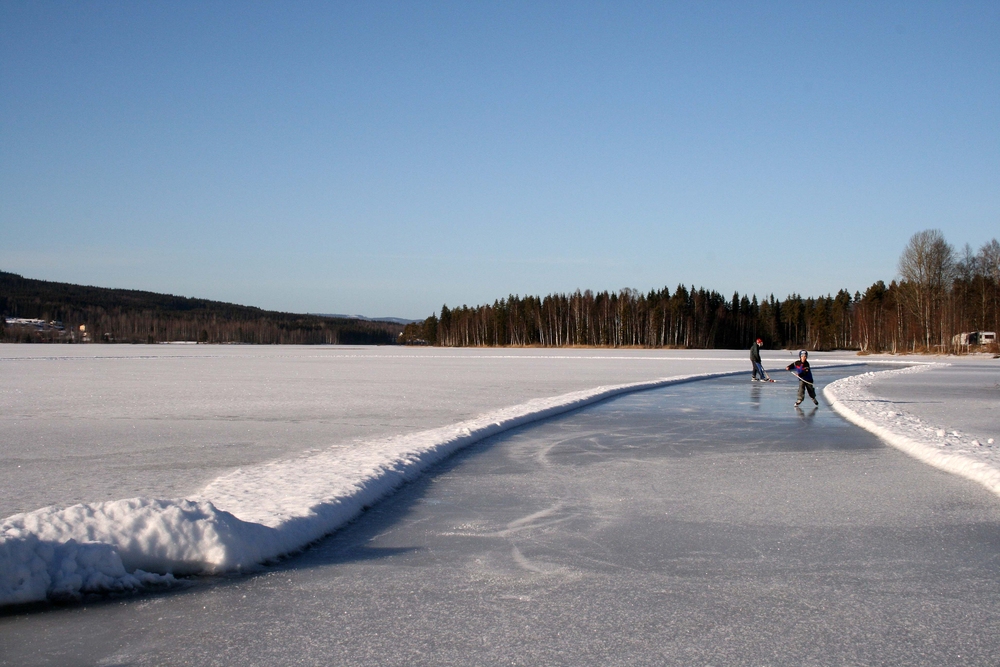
left=786, top=350, right=817, bottom=407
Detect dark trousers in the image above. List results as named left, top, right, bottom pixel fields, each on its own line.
left=796, top=379, right=816, bottom=402
left=752, top=361, right=767, bottom=379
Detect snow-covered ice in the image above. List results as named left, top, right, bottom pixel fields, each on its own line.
left=0, top=346, right=777, bottom=516
left=825, top=358, right=1000, bottom=496
left=1, top=345, right=996, bottom=607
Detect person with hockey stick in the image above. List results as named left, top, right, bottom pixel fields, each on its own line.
left=786, top=349, right=818, bottom=406
left=750, top=338, right=773, bottom=382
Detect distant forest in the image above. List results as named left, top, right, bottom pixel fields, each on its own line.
left=5, top=231, right=997, bottom=351
left=0, top=272, right=403, bottom=345
left=400, top=231, right=1000, bottom=353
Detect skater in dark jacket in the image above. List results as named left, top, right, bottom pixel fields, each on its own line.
left=786, top=350, right=817, bottom=406
left=750, top=338, right=772, bottom=382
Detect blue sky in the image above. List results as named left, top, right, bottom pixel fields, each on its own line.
left=2, top=1, right=997, bottom=319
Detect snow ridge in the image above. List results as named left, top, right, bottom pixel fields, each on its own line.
left=824, top=364, right=1000, bottom=497
left=1, top=370, right=743, bottom=607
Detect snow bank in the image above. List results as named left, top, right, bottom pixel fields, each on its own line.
left=0, top=531, right=176, bottom=606
left=1, top=370, right=748, bottom=607
left=824, top=364, right=1000, bottom=497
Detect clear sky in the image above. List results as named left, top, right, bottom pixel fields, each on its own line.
left=2, top=1, right=998, bottom=319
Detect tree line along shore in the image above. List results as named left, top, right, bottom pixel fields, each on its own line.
left=399, top=231, right=1000, bottom=354
left=4, top=231, right=998, bottom=352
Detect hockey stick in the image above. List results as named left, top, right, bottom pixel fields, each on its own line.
left=752, top=362, right=774, bottom=382
left=787, top=370, right=815, bottom=386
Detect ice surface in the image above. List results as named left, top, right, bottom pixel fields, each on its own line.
left=0, top=367, right=761, bottom=605
left=1, top=346, right=786, bottom=516
left=4, top=371, right=1000, bottom=666
left=1, top=345, right=993, bottom=608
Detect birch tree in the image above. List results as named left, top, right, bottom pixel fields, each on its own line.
left=897, top=229, right=955, bottom=349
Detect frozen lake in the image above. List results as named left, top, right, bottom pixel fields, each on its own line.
left=1, top=346, right=765, bottom=517
left=3, top=366, right=1000, bottom=665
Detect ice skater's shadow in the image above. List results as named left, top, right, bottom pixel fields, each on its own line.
left=795, top=405, right=818, bottom=422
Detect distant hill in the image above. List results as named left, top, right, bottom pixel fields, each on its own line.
left=312, top=314, right=420, bottom=325
left=0, top=271, right=403, bottom=345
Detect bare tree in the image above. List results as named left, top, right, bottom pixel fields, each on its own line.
left=981, top=239, right=1000, bottom=281
left=979, top=239, right=1000, bottom=333
left=897, top=229, right=956, bottom=349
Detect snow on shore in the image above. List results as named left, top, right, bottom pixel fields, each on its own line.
left=825, top=364, right=1000, bottom=497
left=1, top=370, right=742, bottom=607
